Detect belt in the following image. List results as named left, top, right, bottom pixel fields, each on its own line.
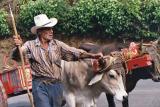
left=32, top=75, right=61, bottom=85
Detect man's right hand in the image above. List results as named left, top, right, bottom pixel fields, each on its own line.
left=13, top=35, right=23, bottom=46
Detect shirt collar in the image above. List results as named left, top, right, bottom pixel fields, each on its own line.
left=35, top=37, right=56, bottom=47
left=35, top=38, right=40, bottom=46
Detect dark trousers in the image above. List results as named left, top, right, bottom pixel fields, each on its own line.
left=32, top=79, right=64, bottom=107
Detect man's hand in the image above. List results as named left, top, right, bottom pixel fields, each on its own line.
left=80, top=52, right=103, bottom=59
left=13, top=35, right=23, bottom=46
left=90, top=53, right=103, bottom=59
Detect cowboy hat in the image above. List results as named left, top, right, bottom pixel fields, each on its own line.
left=31, top=14, right=58, bottom=34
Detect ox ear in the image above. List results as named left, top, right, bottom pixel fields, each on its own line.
left=88, top=74, right=103, bottom=86
left=158, top=37, right=160, bottom=44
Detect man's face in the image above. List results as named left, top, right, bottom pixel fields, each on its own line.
left=38, top=27, right=54, bottom=41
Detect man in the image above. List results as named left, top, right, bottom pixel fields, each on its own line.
left=13, top=14, right=101, bottom=107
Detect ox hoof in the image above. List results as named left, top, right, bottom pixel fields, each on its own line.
left=123, top=95, right=128, bottom=101
left=152, top=76, right=160, bottom=82
left=61, top=100, right=66, bottom=107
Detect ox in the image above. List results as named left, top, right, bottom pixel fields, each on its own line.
left=79, top=38, right=160, bottom=107
left=61, top=56, right=128, bottom=107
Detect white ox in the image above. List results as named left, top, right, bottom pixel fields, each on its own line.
left=61, top=56, right=127, bottom=107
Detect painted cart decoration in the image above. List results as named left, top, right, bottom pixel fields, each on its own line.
left=126, top=54, right=152, bottom=71
left=0, top=54, right=32, bottom=107
left=0, top=65, right=32, bottom=96
left=121, top=42, right=152, bottom=72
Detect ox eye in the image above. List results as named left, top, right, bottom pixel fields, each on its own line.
left=109, top=74, right=115, bottom=79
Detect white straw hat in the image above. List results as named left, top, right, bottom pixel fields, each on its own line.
left=31, top=14, right=58, bottom=34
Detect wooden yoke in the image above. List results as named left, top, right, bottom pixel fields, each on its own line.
left=9, top=4, right=35, bottom=107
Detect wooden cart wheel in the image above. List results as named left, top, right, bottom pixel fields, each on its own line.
left=0, top=80, right=8, bottom=107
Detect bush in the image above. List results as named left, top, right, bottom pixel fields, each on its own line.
left=18, top=0, right=70, bottom=37
left=0, top=9, right=10, bottom=37
left=63, top=0, right=142, bottom=38
left=60, top=0, right=96, bottom=36
left=92, top=0, right=142, bottom=38
left=17, top=0, right=160, bottom=39
left=141, top=0, right=160, bottom=38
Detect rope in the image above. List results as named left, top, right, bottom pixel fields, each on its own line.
left=98, top=56, right=115, bottom=73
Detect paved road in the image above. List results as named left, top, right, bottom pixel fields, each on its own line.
left=8, top=80, right=160, bottom=107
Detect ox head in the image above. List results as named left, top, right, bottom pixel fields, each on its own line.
left=89, top=56, right=127, bottom=101
left=139, top=38, right=160, bottom=82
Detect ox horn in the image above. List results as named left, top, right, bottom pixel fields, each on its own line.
left=153, top=37, right=160, bottom=45
left=139, top=40, right=143, bottom=52
left=157, top=37, right=160, bottom=44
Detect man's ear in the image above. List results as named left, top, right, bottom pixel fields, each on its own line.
left=37, top=30, right=41, bottom=36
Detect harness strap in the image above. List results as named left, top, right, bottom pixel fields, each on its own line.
left=92, top=59, right=99, bottom=74
left=91, top=57, right=115, bottom=74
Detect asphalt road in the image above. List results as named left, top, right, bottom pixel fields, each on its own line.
left=8, top=80, right=160, bottom=107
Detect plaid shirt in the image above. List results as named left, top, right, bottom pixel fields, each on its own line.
left=22, top=38, right=85, bottom=79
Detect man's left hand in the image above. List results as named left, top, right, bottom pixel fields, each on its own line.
left=90, top=53, right=103, bottom=59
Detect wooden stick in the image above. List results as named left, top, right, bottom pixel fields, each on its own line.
left=9, top=4, right=35, bottom=107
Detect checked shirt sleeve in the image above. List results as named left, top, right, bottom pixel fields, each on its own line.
left=55, top=40, right=86, bottom=61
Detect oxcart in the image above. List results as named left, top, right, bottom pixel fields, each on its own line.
left=0, top=44, right=154, bottom=107
left=0, top=54, right=32, bottom=107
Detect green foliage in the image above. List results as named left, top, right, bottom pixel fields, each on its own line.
left=17, top=0, right=160, bottom=39
left=18, top=0, right=70, bottom=36
left=141, top=0, right=160, bottom=38
left=93, top=0, right=142, bottom=37
left=0, top=10, right=10, bottom=37
left=63, top=0, right=143, bottom=38
left=61, top=0, right=95, bottom=35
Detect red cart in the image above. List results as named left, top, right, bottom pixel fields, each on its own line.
left=0, top=54, right=32, bottom=107
left=0, top=65, right=32, bottom=96
left=0, top=65, right=32, bottom=107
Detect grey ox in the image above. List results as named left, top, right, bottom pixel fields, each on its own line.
left=61, top=56, right=128, bottom=107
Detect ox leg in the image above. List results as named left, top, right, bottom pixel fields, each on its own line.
left=76, top=103, right=83, bottom=107
left=76, top=98, right=97, bottom=107
left=78, top=103, right=96, bottom=107
left=90, top=98, right=97, bottom=107
left=64, top=92, right=76, bottom=107
left=92, top=98, right=97, bottom=107
left=122, top=95, right=129, bottom=107
left=106, top=94, right=116, bottom=107
left=91, top=103, right=97, bottom=107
